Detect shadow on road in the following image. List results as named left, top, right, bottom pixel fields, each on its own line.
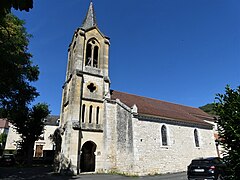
left=0, top=166, right=187, bottom=180
left=0, top=165, right=78, bottom=180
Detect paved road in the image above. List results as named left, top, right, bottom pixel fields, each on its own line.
left=78, top=172, right=187, bottom=180
left=0, top=166, right=188, bottom=180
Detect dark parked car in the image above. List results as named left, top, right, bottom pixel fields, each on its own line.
left=187, top=157, right=226, bottom=180
left=0, top=154, right=16, bottom=166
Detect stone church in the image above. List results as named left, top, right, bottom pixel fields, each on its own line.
left=59, top=2, right=217, bottom=175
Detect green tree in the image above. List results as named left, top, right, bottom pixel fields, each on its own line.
left=0, top=0, right=33, bottom=18
left=10, top=103, right=50, bottom=165
left=0, top=13, right=39, bottom=115
left=0, top=132, right=7, bottom=154
left=215, top=85, right=240, bottom=180
left=26, top=103, right=50, bottom=164
left=0, top=14, right=50, bottom=165
left=199, top=103, right=216, bottom=115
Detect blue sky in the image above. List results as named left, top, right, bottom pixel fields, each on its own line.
left=13, top=0, right=240, bottom=115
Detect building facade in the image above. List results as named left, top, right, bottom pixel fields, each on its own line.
left=59, top=2, right=217, bottom=175
left=5, top=115, right=59, bottom=158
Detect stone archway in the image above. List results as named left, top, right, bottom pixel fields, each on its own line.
left=80, top=141, right=97, bottom=172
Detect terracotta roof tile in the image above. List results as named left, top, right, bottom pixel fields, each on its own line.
left=0, top=116, right=59, bottom=128
left=111, top=90, right=212, bottom=127
left=0, top=119, right=9, bottom=128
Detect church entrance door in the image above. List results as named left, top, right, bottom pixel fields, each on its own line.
left=80, top=141, right=96, bottom=172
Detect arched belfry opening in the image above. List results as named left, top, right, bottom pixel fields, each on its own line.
left=85, top=39, right=99, bottom=68
left=80, top=141, right=97, bottom=172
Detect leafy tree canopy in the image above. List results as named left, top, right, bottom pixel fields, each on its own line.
left=199, top=103, right=216, bottom=115
left=0, top=13, right=50, bottom=165
left=11, top=103, right=50, bottom=141
left=215, top=85, right=240, bottom=180
left=0, top=132, right=7, bottom=149
left=10, top=103, right=50, bottom=165
left=0, top=0, right=33, bottom=17
left=0, top=13, right=39, bottom=114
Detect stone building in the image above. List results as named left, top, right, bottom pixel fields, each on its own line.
left=59, top=2, right=217, bottom=175
left=5, top=115, right=59, bottom=158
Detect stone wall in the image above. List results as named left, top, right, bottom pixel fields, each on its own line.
left=100, top=100, right=217, bottom=176
left=132, top=117, right=217, bottom=175
left=83, top=75, right=105, bottom=101
left=102, top=101, right=117, bottom=171
left=102, top=100, right=134, bottom=174
left=115, top=101, right=134, bottom=173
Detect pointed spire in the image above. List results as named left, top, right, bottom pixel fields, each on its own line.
left=81, top=1, right=98, bottom=30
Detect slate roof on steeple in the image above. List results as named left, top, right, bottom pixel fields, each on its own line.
left=81, top=1, right=98, bottom=30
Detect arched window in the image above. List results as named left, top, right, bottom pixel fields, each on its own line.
left=194, top=129, right=200, bottom=147
left=82, top=104, right=85, bottom=123
left=96, top=107, right=100, bottom=124
left=85, top=39, right=99, bottom=68
left=93, top=46, right=98, bottom=68
left=161, top=125, right=168, bottom=146
left=89, top=105, right=93, bottom=123
left=86, top=44, right=92, bottom=66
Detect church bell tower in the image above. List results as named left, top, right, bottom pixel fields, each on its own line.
left=60, top=1, right=110, bottom=173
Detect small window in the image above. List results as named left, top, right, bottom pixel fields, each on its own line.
left=82, top=104, right=85, bottom=123
left=89, top=105, right=93, bottom=123
left=96, top=107, right=100, bottom=124
left=194, top=129, right=200, bottom=147
left=161, top=125, right=168, bottom=146
left=87, top=83, right=97, bottom=93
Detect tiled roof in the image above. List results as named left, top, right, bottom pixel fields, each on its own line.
left=0, top=116, right=59, bottom=128
left=44, top=115, right=60, bottom=126
left=0, top=119, right=9, bottom=129
left=111, top=90, right=213, bottom=127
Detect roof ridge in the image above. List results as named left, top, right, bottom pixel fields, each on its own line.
left=111, top=90, right=213, bottom=126
left=111, top=90, right=202, bottom=110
